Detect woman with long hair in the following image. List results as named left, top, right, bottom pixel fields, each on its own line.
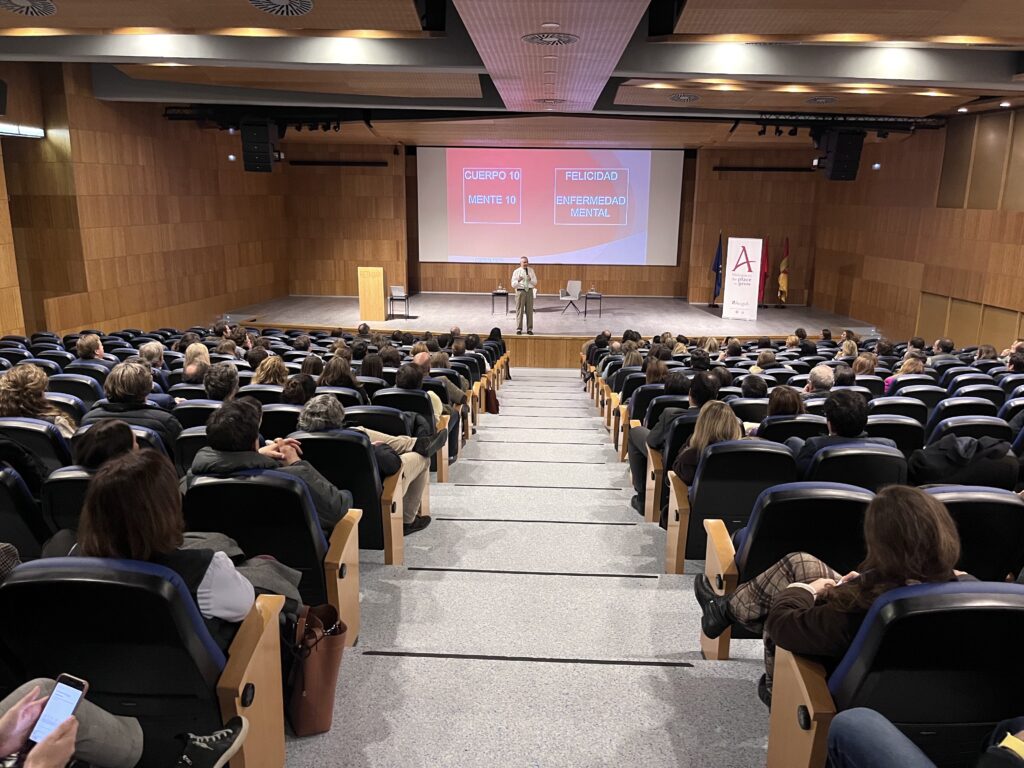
left=750, top=350, right=776, bottom=375
left=852, top=352, right=877, bottom=375
left=695, top=485, right=965, bottom=707
left=183, top=342, right=210, bottom=369
left=884, top=354, right=925, bottom=394
left=836, top=339, right=858, bottom=359
left=251, top=356, right=287, bottom=386
left=359, top=353, right=385, bottom=381
left=319, top=356, right=361, bottom=391
left=299, top=354, right=324, bottom=377
left=645, top=360, right=668, bottom=386
left=0, top=364, right=76, bottom=437
left=671, top=400, right=741, bottom=484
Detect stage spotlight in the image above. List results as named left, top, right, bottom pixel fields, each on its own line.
left=332, top=122, right=340, bottom=132
left=227, top=154, right=237, bottom=162
left=877, top=129, right=889, bottom=139
left=788, top=126, right=798, bottom=136
left=871, top=162, right=882, bottom=171
left=295, top=124, right=302, bottom=132
left=774, top=126, right=783, bottom=137
left=757, top=124, right=767, bottom=136
left=321, top=122, right=330, bottom=132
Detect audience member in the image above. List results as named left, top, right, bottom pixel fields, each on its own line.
left=671, top=400, right=742, bottom=484
left=380, top=346, right=402, bottom=368
left=1009, top=352, right=1024, bottom=374
left=851, top=352, right=877, bottom=375
left=689, top=348, right=711, bottom=371
left=749, top=350, right=775, bottom=374
left=975, top=344, right=998, bottom=362
left=695, top=485, right=968, bottom=706
left=804, top=364, right=835, bottom=398
left=786, top=389, right=896, bottom=473
left=318, top=356, right=362, bottom=395
left=359, top=353, right=385, bottom=381
left=185, top=398, right=351, bottom=533
left=280, top=374, right=317, bottom=405
left=292, top=335, right=311, bottom=352
left=928, top=338, right=957, bottom=367
left=833, top=364, right=856, bottom=387
left=244, top=346, right=268, bottom=370
left=884, top=355, right=925, bottom=394
left=251, top=356, right=287, bottom=386
left=72, top=419, right=135, bottom=469
left=75, top=333, right=114, bottom=369
left=645, top=360, right=668, bottom=386
left=297, top=395, right=434, bottom=534
left=0, top=365, right=76, bottom=438
left=182, top=360, right=210, bottom=385
left=203, top=362, right=239, bottom=402
left=819, top=328, right=831, bottom=341
left=795, top=327, right=807, bottom=341
left=82, top=362, right=183, bottom=451
left=215, top=340, right=236, bottom=357
left=836, top=340, right=858, bottom=359
left=299, top=354, right=324, bottom=377
left=767, top=385, right=805, bottom=417
left=172, top=331, right=200, bottom=353
left=356, top=323, right=370, bottom=338
left=396, top=363, right=442, bottom=427
left=740, top=375, right=768, bottom=399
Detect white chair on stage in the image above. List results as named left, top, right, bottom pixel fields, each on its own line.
left=388, top=285, right=409, bottom=319
left=559, top=280, right=583, bottom=315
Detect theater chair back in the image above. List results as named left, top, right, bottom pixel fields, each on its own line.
left=735, top=482, right=871, bottom=582
left=827, top=582, right=1024, bottom=767
left=184, top=470, right=328, bottom=604
left=41, top=465, right=91, bottom=532
left=259, top=403, right=302, bottom=441
left=357, top=376, right=389, bottom=399
left=898, top=384, right=947, bottom=410
left=951, top=383, right=1005, bottom=408
left=628, top=384, right=664, bottom=422
left=47, top=373, right=104, bottom=409
left=757, top=414, right=828, bottom=443
left=643, top=395, right=689, bottom=429
left=864, top=415, right=924, bottom=457
left=729, top=398, right=769, bottom=423
left=924, top=486, right=1024, bottom=582
left=171, top=399, right=223, bottom=429
left=806, top=442, right=907, bottom=490
left=0, top=465, right=49, bottom=560
left=373, top=388, right=435, bottom=424
left=0, top=417, right=71, bottom=475
left=237, top=384, right=283, bottom=405
left=315, top=386, right=365, bottom=408
left=618, top=372, right=646, bottom=402
left=686, top=440, right=797, bottom=559
left=344, top=405, right=413, bottom=436
left=924, top=397, right=997, bottom=436
left=868, top=396, right=928, bottom=425
left=0, top=558, right=229, bottom=760
left=291, top=429, right=387, bottom=549
left=927, top=415, right=1012, bottom=445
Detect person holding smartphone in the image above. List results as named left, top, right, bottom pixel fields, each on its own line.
left=0, top=679, right=246, bottom=768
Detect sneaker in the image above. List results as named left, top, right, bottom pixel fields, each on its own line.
left=693, top=575, right=732, bottom=639
left=629, top=494, right=644, bottom=514
left=176, top=716, right=248, bottom=768
left=404, top=515, right=432, bottom=535
left=527, top=330, right=534, bottom=335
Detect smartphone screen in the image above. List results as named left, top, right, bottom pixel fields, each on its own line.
left=28, top=681, right=84, bottom=745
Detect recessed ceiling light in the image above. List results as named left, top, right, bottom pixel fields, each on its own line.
left=639, top=82, right=676, bottom=90
left=540, top=22, right=560, bottom=29
left=915, top=90, right=952, bottom=97
left=807, top=96, right=838, bottom=105
left=957, top=107, right=969, bottom=113
left=522, top=32, right=578, bottom=46
left=1000, top=100, right=1012, bottom=107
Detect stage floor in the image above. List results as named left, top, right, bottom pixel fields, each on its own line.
left=228, top=293, right=876, bottom=338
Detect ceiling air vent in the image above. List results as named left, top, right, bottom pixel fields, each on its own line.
left=807, top=96, right=838, bottom=105
left=248, top=0, right=313, bottom=17
left=0, top=0, right=56, bottom=17
left=534, top=98, right=566, bottom=104
left=521, top=32, right=579, bottom=46
left=669, top=93, right=700, bottom=103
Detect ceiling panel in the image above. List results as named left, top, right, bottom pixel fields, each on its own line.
left=673, top=0, right=1024, bottom=40
left=617, top=79, right=979, bottom=117
left=0, top=0, right=423, bottom=33
left=452, top=0, right=649, bottom=112
left=116, top=65, right=483, bottom=99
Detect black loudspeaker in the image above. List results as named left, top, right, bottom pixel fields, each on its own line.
left=820, top=129, right=865, bottom=181
left=240, top=119, right=275, bottom=173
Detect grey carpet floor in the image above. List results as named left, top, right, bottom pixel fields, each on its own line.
left=285, top=368, right=770, bottom=767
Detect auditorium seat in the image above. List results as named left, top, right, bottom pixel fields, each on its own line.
left=700, top=482, right=872, bottom=659
left=938, top=366, right=979, bottom=388
left=0, top=465, right=50, bottom=561
left=0, top=349, right=30, bottom=367
left=72, top=423, right=168, bottom=458
left=854, top=375, right=885, bottom=396
left=927, top=415, right=1012, bottom=445
left=951, top=383, right=1006, bottom=408
left=830, top=385, right=873, bottom=401
left=645, top=411, right=701, bottom=523
left=665, top=440, right=797, bottom=573
left=608, top=373, right=645, bottom=432
left=292, top=429, right=414, bottom=567
left=17, top=358, right=61, bottom=377
left=37, top=350, right=75, bottom=370
left=946, top=372, right=993, bottom=393
left=924, top=486, right=1024, bottom=582
left=803, top=398, right=827, bottom=416
left=343, top=405, right=412, bottom=437
left=0, top=558, right=286, bottom=765
left=260, top=403, right=302, bottom=441
left=998, top=373, right=1024, bottom=394
left=763, top=368, right=796, bottom=384
left=756, top=414, right=828, bottom=443
left=897, top=384, right=947, bottom=410
left=43, top=392, right=85, bottom=425
left=923, top=397, right=998, bottom=436
left=865, top=415, right=924, bottom=457
left=175, top=426, right=210, bottom=476
left=867, top=396, right=928, bottom=425
left=617, top=384, right=664, bottom=456
left=168, top=383, right=210, bottom=402
left=184, top=471, right=361, bottom=643
left=47, top=373, right=104, bottom=408
left=237, top=384, right=284, bottom=405
left=172, top=400, right=223, bottom=429
left=767, top=582, right=1024, bottom=768
left=65, top=360, right=110, bottom=386
left=373, top=387, right=451, bottom=481
left=888, top=374, right=935, bottom=395
left=40, top=465, right=91, bottom=532
left=315, top=386, right=365, bottom=408
left=998, top=397, right=1024, bottom=424
left=0, top=417, right=70, bottom=475
left=643, top=395, right=690, bottom=430
left=805, top=442, right=907, bottom=491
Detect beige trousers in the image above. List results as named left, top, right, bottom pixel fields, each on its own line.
left=515, top=288, right=534, bottom=332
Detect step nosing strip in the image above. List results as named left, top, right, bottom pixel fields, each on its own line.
left=407, top=566, right=656, bottom=578
left=432, top=517, right=638, bottom=526
left=359, top=650, right=692, bottom=668
left=452, top=483, right=624, bottom=490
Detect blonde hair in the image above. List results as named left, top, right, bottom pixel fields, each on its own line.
left=838, top=340, right=858, bottom=358
left=897, top=357, right=925, bottom=376
left=184, top=342, right=210, bottom=368
left=689, top=400, right=741, bottom=455
left=852, top=352, right=877, bottom=375
left=622, top=351, right=643, bottom=368
left=253, top=356, right=288, bottom=386
left=0, top=364, right=72, bottom=426
left=785, top=335, right=799, bottom=347
left=703, top=337, right=720, bottom=354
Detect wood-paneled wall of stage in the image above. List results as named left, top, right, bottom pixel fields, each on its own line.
left=686, top=148, right=819, bottom=306
left=813, top=117, right=1024, bottom=344
left=5, top=64, right=289, bottom=335
left=0, top=141, right=25, bottom=335
left=415, top=158, right=697, bottom=297
left=282, top=143, right=408, bottom=298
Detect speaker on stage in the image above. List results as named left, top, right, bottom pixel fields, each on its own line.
left=240, top=119, right=276, bottom=173
left=812, top=127, right=865, bottom=181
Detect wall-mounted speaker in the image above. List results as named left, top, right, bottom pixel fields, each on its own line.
left=240, top=119, right=275, bottom=173
left=817, top=128, right=866, bottom=181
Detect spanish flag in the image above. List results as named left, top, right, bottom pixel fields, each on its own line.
left=778, top=237, right=790, bottom=304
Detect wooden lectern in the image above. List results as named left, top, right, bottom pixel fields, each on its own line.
left=357, top=267, right=386, bottom=322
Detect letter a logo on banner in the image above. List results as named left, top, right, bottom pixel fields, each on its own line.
left=732, top=245, right=754, bottom=272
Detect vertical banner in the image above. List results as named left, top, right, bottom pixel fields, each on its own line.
left=722, top=237, right=763, bottom=321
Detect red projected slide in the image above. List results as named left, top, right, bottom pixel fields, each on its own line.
left=446, top=148, right=651, bottom=265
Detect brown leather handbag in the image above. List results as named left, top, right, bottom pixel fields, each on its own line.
left=485, top=387, right=500, bottom=414
left=286, top=604, right=347, bottom=736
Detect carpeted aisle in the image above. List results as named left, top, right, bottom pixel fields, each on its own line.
left=286, top=368, right=769, bottom=767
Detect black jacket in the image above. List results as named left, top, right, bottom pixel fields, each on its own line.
left=646, top=406, right=697, bottom=452
left=81, top=401, right=183, bottom=456
left=908, top=435, right=1017, bottom=489
left=184, top=446, right=352, bottom=533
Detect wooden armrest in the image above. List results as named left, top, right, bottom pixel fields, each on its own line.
left=643, top=447, right=664, bottom=524
left=435, top=414, right=451, bottom=483
left=629, top=419, right=641, bottom=429
left=325, top=508, right=362, bottom=646
left=665, top=471, right=691, bottom=573
left=218, top=594, right=285, bottom=768
left=381, top=470, right=405, bottom=565
left=703, top=519, right=738, bottom=595
left=766, top=649, right=835, bottom=768
left=616, top=404, right=629, bottom=454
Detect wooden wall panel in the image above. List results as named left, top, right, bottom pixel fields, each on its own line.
left=966, top=112, right=1012, bottom=210
left=0, top=140, right=25, bottom=335
left=916, top=293, right=949, bottom=344
left=979, top=305, right=1019, bottom=349
left=688, top=148, right=818, bottom=305
left=283, top=143, right=407, bottom=298
left=937, top=116, right=975, bottom=209
left=948, top=298, right=983, bottom=343
left=7, top=64, right=288, bottom=335
left=1003, top=114, right=1024, bottom=212
left=0, top=63, right=43, bottom=129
